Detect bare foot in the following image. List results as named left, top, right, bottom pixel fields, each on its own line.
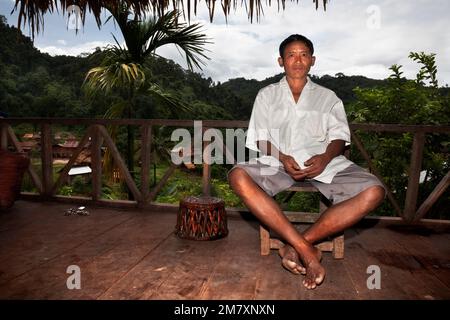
left=300, top=247, right=325, bottom=290
left=278, top=244, right=306, bottom=275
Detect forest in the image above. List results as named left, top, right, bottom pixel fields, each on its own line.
left=0, top=15, right=396, bottom=121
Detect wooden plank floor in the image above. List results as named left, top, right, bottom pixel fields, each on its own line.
left=0, top=201, right=449, bottom=300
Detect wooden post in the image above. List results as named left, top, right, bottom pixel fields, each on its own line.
left=202, top=126, right=211, bottom=196
left=91, top=125, right=103, bottom=201
left=140, top=125, right=152, bottom=206
left=332, top=234, right=345, bottom=259
left=0, top=123, right=8, bottom=150
left=260, top=225, right=271, bottom=255
left=41, top=123, right=53, bottom=197
left=403, top=132, right=425, bottom=222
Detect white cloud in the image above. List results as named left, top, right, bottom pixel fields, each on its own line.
left=57, top=39, right=67, bottom=45
left=37, top=40, right=111, bottom=57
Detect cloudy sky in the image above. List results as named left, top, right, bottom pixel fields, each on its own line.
left=1, top=0, right=449, bottom=86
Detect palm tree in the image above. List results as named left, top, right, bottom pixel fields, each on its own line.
left=12, top=0, right=328, bottom=39
left=83, top=3, right=210, bottom=197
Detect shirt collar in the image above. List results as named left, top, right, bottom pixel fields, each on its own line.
left=280, top=76, right=317, bottom=90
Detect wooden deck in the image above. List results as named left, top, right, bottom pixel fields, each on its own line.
left=0, top=201, right=449, bottom=300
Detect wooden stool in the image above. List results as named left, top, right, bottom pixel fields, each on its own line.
left=259, top=181, right=344, bottom=259
left=176, top=196, right=228, bottom=240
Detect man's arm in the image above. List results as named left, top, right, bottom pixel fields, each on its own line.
left=301, top=139, right=346, bottom=179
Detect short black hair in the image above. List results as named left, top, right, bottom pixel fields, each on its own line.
left=279, top=34, right=314, bottom=58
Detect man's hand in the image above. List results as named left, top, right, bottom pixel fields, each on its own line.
left=279, top=154, right=308, bottom=180
left=301, top=153, right=331, bottom=178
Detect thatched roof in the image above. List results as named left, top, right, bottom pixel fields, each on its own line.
left=12, top=0, right=328, bottom=38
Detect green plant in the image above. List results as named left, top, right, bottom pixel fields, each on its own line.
left=347, top=52, right=449, bottom=218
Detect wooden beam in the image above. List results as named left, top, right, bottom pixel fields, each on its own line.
left=51, top=126, right=93, bottom=195
left=0, top=117, right=252, bottom=129
left=6, top=125, right=43, bottom=194
left=404, top=132, right=425, bottom=222
left=351, top=131, right=403, bottom=217
left=90, top=125, right=103, bottom=201
left=97, top=125, right=142, bottom=201
left=414, top=171, right=450, bottom=221
left=140, top=125, right=152, bottom=206
left=350, top=123, right=450, bottom=133
left=20, top=193, right=138, bottom=209
left=40, top=123, right=53, bottom=197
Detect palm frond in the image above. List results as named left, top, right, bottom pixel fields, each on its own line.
left=147, top=83, right=194, bottom=116
left=102, top=6, right=210, bottom=70
left=83, top=46, right=146, bottom=96
left=142, top=11, right=211, bottom=70
left=104, top=99, right=129, bottom=119
left=12, top=1, right=329, bottom=38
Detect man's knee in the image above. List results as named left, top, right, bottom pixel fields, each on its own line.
left=362, top=185, right=385, bottom=209
left=228, top=167, right=249, bottom=191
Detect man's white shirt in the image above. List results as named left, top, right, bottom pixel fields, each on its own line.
left=246, top=76, right=353, bottom=184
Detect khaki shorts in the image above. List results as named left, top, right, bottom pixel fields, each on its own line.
left=228, top=161, right=386, bottom=204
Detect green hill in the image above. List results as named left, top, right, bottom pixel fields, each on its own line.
left=0, top=14, right=438, bottom=121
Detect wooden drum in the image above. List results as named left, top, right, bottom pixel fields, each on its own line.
left=176, top=196, right=228, bottom=240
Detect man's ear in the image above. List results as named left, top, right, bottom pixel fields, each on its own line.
left=278, top=57, right=284, bottom=67
left=311, top=56, right=316, bottom=66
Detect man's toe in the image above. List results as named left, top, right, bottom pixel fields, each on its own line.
left=282, top=258, right=301, bottom=274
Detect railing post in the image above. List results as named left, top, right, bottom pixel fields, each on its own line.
left=140, top=124, right=152, bottom=206
left=403, top=132, right=425, bottom=222
left=91, top=125, right=103, bottom=201
left=0, top=123, right=8, bottom=150
left=41, top=123, right=53, bottom=197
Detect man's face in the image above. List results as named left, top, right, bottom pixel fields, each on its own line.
left=278, top=41, right=315, bottom=80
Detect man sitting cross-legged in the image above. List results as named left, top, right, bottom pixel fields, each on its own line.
left=228, top=34, right=385, bottom=290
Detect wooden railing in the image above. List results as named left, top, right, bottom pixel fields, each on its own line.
left=1, top=118, right=449, bottom=222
